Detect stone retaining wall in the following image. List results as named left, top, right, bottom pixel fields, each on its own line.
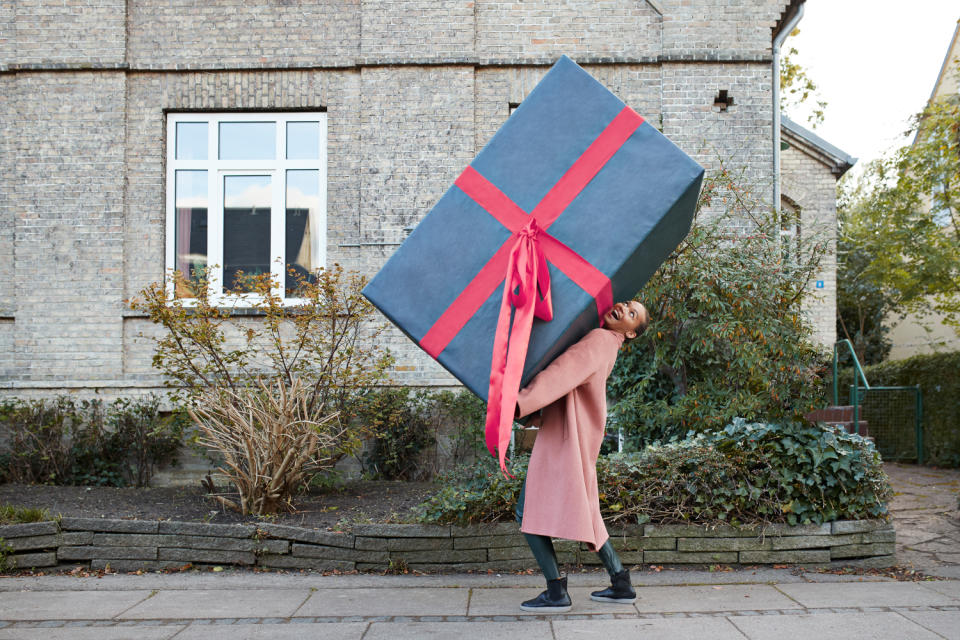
left=0, top=518, right=896, bottom=573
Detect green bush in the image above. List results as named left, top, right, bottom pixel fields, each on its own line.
left=609, top=167, right=828, bottom=447
left=0, top=396, right=186, bottom=487
left=843, top=352, right=959, bottom=467
left=415, top=420, right=892, bottom=527
left=357, top=388, right=486, bottom=480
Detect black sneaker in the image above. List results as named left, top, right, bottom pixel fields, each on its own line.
left=520, top=576, right=572, bottom=613
left=590, top=569, right=636, bottom=603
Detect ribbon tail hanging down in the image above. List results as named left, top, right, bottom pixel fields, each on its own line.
left=484, top=220, right=553, bottom=477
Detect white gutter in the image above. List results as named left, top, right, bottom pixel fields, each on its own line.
left=772, top=4, right=804, bottom=214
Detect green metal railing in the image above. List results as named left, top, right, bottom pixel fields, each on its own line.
left=833, top=340, right=925, bottom=464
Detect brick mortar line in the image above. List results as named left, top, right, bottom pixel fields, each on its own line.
left=2, top=605, right=958, bottom=628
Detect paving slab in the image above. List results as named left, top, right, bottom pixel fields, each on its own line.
left=173, top=622, right=368, bottom=639
left=554, top=617, right=748, bottom=639
left=917, top=579, right=960, bottom=601
left=775, top=581, right=958, bottom=608
left=632, top=584, right=798, bottom=613
left=467, top=586, right=640, bottom=616
left=0, top=590, right=152, bottom=621
left=0, top=629, right=182, bottom=640
left=118, top=589, right=311, bottom=620
left=728, top=611, right=943, bottom=639
left=365, top=620, right=553, bottom=640
left=898, top=610, right=960, bottom=640
left=296, top=586, right=469, bottom=617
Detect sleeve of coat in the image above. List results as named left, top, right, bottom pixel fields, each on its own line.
left=515, top=329, right=611, bottom=418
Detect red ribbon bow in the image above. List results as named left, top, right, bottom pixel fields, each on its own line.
left=485, top=218, right=554, bottom=474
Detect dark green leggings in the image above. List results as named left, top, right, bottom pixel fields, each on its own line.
left=515, top=482, right=624, bottom=581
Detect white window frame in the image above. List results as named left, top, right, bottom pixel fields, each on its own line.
left=165, top=112, right=328, bottom=305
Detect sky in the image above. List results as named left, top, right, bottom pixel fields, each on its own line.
left=784, top=1, right=959, bottom=179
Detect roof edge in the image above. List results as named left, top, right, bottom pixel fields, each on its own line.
left=781, top=114, right=857, bottom=177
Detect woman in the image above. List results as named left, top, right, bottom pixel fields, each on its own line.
left=513, top=299, right=649, bottom=612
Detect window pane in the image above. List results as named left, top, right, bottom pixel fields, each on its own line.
left=285, top=170, right=320, bottom=293
left=175, top=122, right=208, bottom=160
left=286, top=121, right=320, bottom=159
left=223, top=175, right=271, bottom=293
left=174, top=170, right=208, bottom=297
left=219, top=122, right=276, bottom=160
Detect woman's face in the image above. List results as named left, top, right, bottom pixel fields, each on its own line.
left=603, top=300, right=648, bottom=339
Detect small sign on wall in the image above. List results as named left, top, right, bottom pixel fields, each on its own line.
left=816, top=280, right=824, bottom=289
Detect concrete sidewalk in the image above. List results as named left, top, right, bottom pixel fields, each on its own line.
left=0, top=569, right=957, bottom=639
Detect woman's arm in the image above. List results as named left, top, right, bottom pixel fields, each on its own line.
left=515, top=329, right=615, bottom=418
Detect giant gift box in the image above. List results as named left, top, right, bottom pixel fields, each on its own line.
left=363, top=56, right=704, bottom=471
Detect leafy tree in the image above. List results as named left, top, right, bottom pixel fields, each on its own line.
left=835, top=205, right=893, bottom=366
left=839, top=81, right=960, bottom=336
left=780, top=29, right=828, bottom=128
left=608, top=165, right=829, bottom=447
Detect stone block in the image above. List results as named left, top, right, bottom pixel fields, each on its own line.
left=644, top=523, right=761, bottom=538
left=769, top=533, right=861, bottom=550
left=256, top=539, right=290, bottom=555
left=59, top=531, right=94, bottom=546
left=350, top=524, right=451, bottom=538
left=4, top=534, right=59, bottom=552
left=158, top=548, right=255, bottom=565
left=608, top=536, right=676, bottom=551
left=454, top=534, right=527, bottom=550
left=256, top=523, right=356, bottom=548
left=292, top=543, right=388, bottom=563
left=0, top=521, right=58, bottom=538
left=58, top=546, right=158, bottom=560
left=830, top=543, right=896, bottom=559
left=645, top=550, right=739, bottom=564
left=861, top=530, right=896, bottom=544
left=451, top=523, right=519, bottom=536
left=828, top=555, right=897, bottom=568
left=391, top=549, right=486, bottom=564
left=678, top=537, right=772, bottom=552
left=258, top=555, right=355, bottom=571
left=759, top=523, right=832, bottom=536
left=90, top=559, right=167, bottom=572
left=831, top=520, right=892, bottom=535
left=60, top=518, right=158, bottom=533
left=355, top=536, right=453, bottom=551
left=555, top=552, right=579, bottom=564
left=92, top=533, right=165, bottom=547
left=6, top=551, right=57, bottom=568
left=158, top=521, right=256, bottom=538
left=487, top=546, right=533, bottom=561
left=739, top=549, right=831, bottom=563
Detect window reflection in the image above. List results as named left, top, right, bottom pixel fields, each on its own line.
left=175, top=122, right=208, bottom=160
left=223, top=175, right=271, bottom=293
left=285, top=170, right=320, bottom=294
left=174, top=170, right=208, bottom=297
left=219, top=122, right=276, bottom=160
left=286, top=121, right=320, bottom=160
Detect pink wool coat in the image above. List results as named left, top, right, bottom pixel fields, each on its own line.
left=515, top=327, right=624, bottom=551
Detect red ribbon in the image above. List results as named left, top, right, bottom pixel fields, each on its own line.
left=418, top=106, right=644, bottom=475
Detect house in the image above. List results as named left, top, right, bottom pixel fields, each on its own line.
left=1, top=0, right=838, bottom=399
left=780, top=115, right=857, bottom=349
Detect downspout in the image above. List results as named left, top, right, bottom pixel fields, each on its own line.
left=773, top=4, right=804, bottom=214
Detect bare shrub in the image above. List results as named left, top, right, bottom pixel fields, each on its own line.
left=190, top=377, right=350, bottom=515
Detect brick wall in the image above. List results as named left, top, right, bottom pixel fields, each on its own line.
left=10, top=73, right=127, bottom=384
left=128, top=0, right=360, bottom=68
left=7, top=0, right=126, bottom=66
left=0, top=0, right=808, bottom=397
left=780, top=140, right=839, bottom=351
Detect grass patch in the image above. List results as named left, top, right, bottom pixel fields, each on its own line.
left=0, top=504, right=52, bottom=525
